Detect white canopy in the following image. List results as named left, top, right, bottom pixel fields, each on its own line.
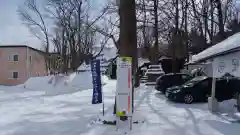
left=212, top=51, right=240, bottom=77
left=190, top=33, right=240, bottom=112
left=191, top=32, right=240, bottom=63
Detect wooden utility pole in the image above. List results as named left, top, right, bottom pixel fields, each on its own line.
left=172, top=0, right=179, bottom=73
left=113, top=0, right=137, bottom=115
left=119, top=0, right=137, bottom=61
left=120, top=0, right=137, bottom=110
left=119, top=0, right=137, bottom=113
left=153, top=0, right=159, bottom=64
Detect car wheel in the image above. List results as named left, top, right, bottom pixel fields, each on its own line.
left=184, top=94, right=194, bottom=104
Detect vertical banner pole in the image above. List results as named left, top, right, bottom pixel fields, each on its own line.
left=91, top=59, right=103, bottom=106
left=103, top=103, right=105, bottom=116
left=102, top=89, right=105, bottom=116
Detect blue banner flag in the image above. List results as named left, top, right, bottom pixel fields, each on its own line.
left=91, top=59, right=103, bottom=104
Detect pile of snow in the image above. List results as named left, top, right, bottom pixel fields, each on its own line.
left=68, top=72, right=93, bottom=90
left=141, top=67, right=147, bottom=71
left=69, top=72, right=109, bottom=89
left=138, top=58, right=150, bottom=67
left=78, top=62, right=91, bottom=71
left=24, top=71, right=109, bottom=94
left=24, top=74, right=77, bottom=95
left=219, top=99, right=238, bottom=114
left=3, top=76, right=240, bottom=135
left=24, top=75, right=55, bottom=90
left=101, top=75, right=109, bottom=84
left=0, top=78, right=117, bottom=135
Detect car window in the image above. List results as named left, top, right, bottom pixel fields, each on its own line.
left=228, top=79, right=240, bottom=92
left=162, top=76, right=169, bottom=81
left=163, top=76, right=171, bottom=82
left=185, top=76, right=208, bottom=84
left=172, top=75, right=182, bottom=83
left=216, top=80, right=227, bottom=89
left=182, top=75, right=190, bottom=80
left=199, top=79, right=210, bottom=87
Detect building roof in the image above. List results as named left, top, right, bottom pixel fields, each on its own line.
left=191, top=32, right=240, bottom=63
left=0, top=45, right=47, bottom=54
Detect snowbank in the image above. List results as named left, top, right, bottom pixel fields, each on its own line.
left=24, top=75, right=55, bottom=90
left=24, top=71, right=109, bottom=94
left=23, top=74, right=74, bottom=94
left=69, top=72, right=109, bottom=89
left=78, top=62, right=91, bottom=71
left=219, top=99, right=238, bottom=114
left=0, top=78, right=117, bottom=135
left=138, top=58, right=150, bottom=67
left=102, top=75, right=109, bottom=84
left=68, top=72, right=93, bottom=90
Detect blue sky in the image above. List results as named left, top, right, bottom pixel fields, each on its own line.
left=0, top=0, right=108, bottom=49
left=0, top=0, right=40, bottom=47
left=1, top=0, right=239, bottom=50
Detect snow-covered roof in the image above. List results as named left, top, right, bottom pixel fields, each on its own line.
left=145, top=71, right=164, bottom=74
left=191, top=32, right=240, bottom=63
left=146, top=68, right=164, bottom=75
left=149, top=65, right=162, bottom=69
left=138, top=58, right=150, bottom=67
left=141, top=67, right=148, bottom=70
left=159, top=56, right=172, bottom=60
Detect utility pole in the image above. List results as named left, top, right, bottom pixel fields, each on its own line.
left=172, top=0, right=179, bottom=73
left=118, top=0, right=137, bottom=63
left=114, top=0, right=137, bottom=115
left=153, top=0, right=159, bottom=64
left=119, top=0, right=137, bottom=113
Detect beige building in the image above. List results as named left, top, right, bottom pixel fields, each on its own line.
left=0, top=45, right=48, bottom=85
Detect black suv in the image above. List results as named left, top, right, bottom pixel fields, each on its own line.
left=155, top=73, right=192, bottom=93
left=166, top=76, right=240, bottom=104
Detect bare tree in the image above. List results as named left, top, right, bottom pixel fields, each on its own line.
left=18, top=0, right=113, bottom=72
left=18, top=0, right=50, bottom=53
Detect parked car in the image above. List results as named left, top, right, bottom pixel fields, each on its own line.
left=191, top=68, right=205, bottom=77
left=155, top=73, right=192, bottom=93
left=165, top=76, right=240, bottom=104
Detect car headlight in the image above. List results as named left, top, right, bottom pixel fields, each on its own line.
left=172, top=89, right=181, bottom=93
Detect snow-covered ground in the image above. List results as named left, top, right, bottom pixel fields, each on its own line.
left=83, top=85, right=240, bottom=135
left=0, top=76, right=240, bottom=135
left=0, top=72, right=115, bottom=135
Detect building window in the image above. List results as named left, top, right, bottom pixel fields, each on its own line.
left=13, top=55, right=19, bottom=61
left=29, top=56, right=32, bottom=63
left=13, top=72, right=18, bottom=78
left=9, top=54, right=19, bottom=62
left=9, top=71, right=19, bottom=79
